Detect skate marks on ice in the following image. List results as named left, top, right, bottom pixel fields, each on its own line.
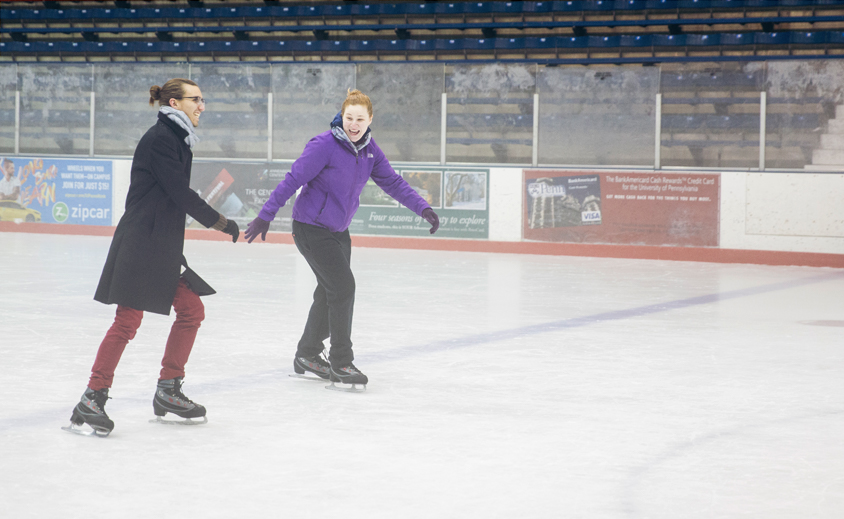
left=799, top=319, right=844, bottom=327
left=359, top=270, right=844, bottom=365
left=4, top=271, right=841, bottom=436
left=619, top=407, right=844, bottom=517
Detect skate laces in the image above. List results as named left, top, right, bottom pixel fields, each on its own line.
left=89, top=389, right=111, bottom=409
left=172, top=383, right=195, bottom=404
left=164, top=380, right=195, bottom=404
left=313, top=352, right=330, bottom=367
left=302, top=351, right=330, bottom=368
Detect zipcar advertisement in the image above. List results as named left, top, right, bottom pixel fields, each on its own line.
left=0, top=156, right=113, bottom=226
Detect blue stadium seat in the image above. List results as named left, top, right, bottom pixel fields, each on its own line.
left=492, top=2, right=526, bottom=15
left=158, top=42, right=190, bottom=53
left=267, top=5, right=300, bottom=18
left=521, top=2, right=554, bottom=13
left=323, top=4, right=354, bottom=17
left=374, top=39, right=407, bottom=52
left=652, top=34, right=687, bottom=46
left=464, top=38, right=496, bottom=50
left=324, top=40, right=351, bottom=52
left=828, top=32, right=844, bottom=44
left=720, top=33, right=752, bottom=45
left=755, top=32, right=790, bottom=45
left=767, top=113, right=821, bottom=129
left=588, top=35, right=621, bottom=48
left=551, top=1, right=584, bottom=12
left=54, top=42, right=85, bottom=53
left=405, top=39, right=436, bottom=52
left=296, top=5, right=322, bottom=18
left=709, top=0, right=742, bottom=7
left=556, top=36, right=588, bottom=48
left=740, top=0, right=780, bottom=7
left=435, top=38, right=465, bottom=51
left=614, top=0, right=649, bottom=10
left=435, top=3, right=469, bottom=16
left=234, top=40, right=271, bottom=52
left=206, top=41, right=243, bottom=53
left=464, top=2, right=495, bottom=14
left=197, top=7, right=238, bottom=19
left=790, top=32, right=828, bottom=45
left=349, top=40, right=376, bottom=52
left=39, top=8, right=82, bottom=21
left=137, top=42, right=165, bottom=53
left=562, top=0, right=614, bottom=11
left=685, top=34, right=720, bottom=46
left=375, top=4, right=405, bottom=17
left=525, top=36, right=556, bottom=49
left=620, top=34, right=653, bottom=47
left=287, top=40, right=322, bottom=52
left=494, top=37, right=526, bottom=50
left=105, top=41, right=145, bottom=53
left=404, top=3, right=438, bottom=16
left=146, top=7, right=188, bottom=19
left=2, top=9, right=22, bottom=21
left=678, top=0, right=712, bottom=9
left=645, top=0, right=674, bottom=8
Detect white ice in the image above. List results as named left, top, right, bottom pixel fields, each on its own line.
left=1, top=232, right=843, bottom=518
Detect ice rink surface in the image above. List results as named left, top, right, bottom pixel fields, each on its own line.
left=1, top=231, right=843, bottom=519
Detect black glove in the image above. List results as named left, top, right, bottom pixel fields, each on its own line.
left=244, top=216, right=271, bottom=243
left=421, top=208, right=439, bottom=234
left=222, top=219, right=239, bottom=243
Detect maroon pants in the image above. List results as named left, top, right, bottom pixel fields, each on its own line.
left=88, top=279, right=205, bottom=390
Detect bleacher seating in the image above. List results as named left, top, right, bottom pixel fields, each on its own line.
left=2, top=0, right=843, bottom=62
left=2, top=0, right=841, bottom=167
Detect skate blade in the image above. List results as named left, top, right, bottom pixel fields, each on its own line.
left=61, top=423, right=111, bottom=437
left=149, top=416, right=208, bottom=426
left=325, top=381, right=367, bottom=393
left=289, top=373, right=329, bottom=381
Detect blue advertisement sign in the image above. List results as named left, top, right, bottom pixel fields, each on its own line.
left=0, top=157, right=113, bottom=226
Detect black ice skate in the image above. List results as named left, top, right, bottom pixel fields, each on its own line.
left=292, top=352, right=331, bottom=381
left=62, top=387, right=114, bottom=437
left=151, top=377, right=207, bottom=425
left=327, top=363, right=368, bottom=393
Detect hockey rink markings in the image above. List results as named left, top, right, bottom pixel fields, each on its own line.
left=359, top=270, right=844, bottom=364
left=619, top=406, right=844, bottom=516
left=1, top=270, right=841, bottom=434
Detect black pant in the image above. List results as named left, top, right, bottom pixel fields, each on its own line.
left=292, top=220, right=355, bottom=367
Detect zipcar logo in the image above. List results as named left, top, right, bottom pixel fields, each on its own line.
left=52, top=202, right=69, bottom=222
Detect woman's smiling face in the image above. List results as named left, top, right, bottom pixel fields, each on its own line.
left=342, top=104, right=372, bottom=143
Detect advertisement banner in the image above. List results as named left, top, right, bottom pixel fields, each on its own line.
left=190, top=163, right=489, bottom=239
left=351, top=167, right=489, bottom=238
left=0, top=156, right=112, bottom=226
left=524, top=170, right=719, bottom=246
left=188, top=162, right=295, bottom=232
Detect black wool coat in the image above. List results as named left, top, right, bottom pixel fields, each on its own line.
left=94, top=112, right=221, bottom=315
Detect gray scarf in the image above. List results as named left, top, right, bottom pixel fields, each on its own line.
left=159, top=106, right=199, bottom=149
left=331, top=125, right=371, bottom=155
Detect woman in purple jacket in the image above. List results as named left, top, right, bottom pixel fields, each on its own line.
left=244, top=89, right=439, bottom=390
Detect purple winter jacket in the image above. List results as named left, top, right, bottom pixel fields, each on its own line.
left=258, top=120, right=430, bottom=233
